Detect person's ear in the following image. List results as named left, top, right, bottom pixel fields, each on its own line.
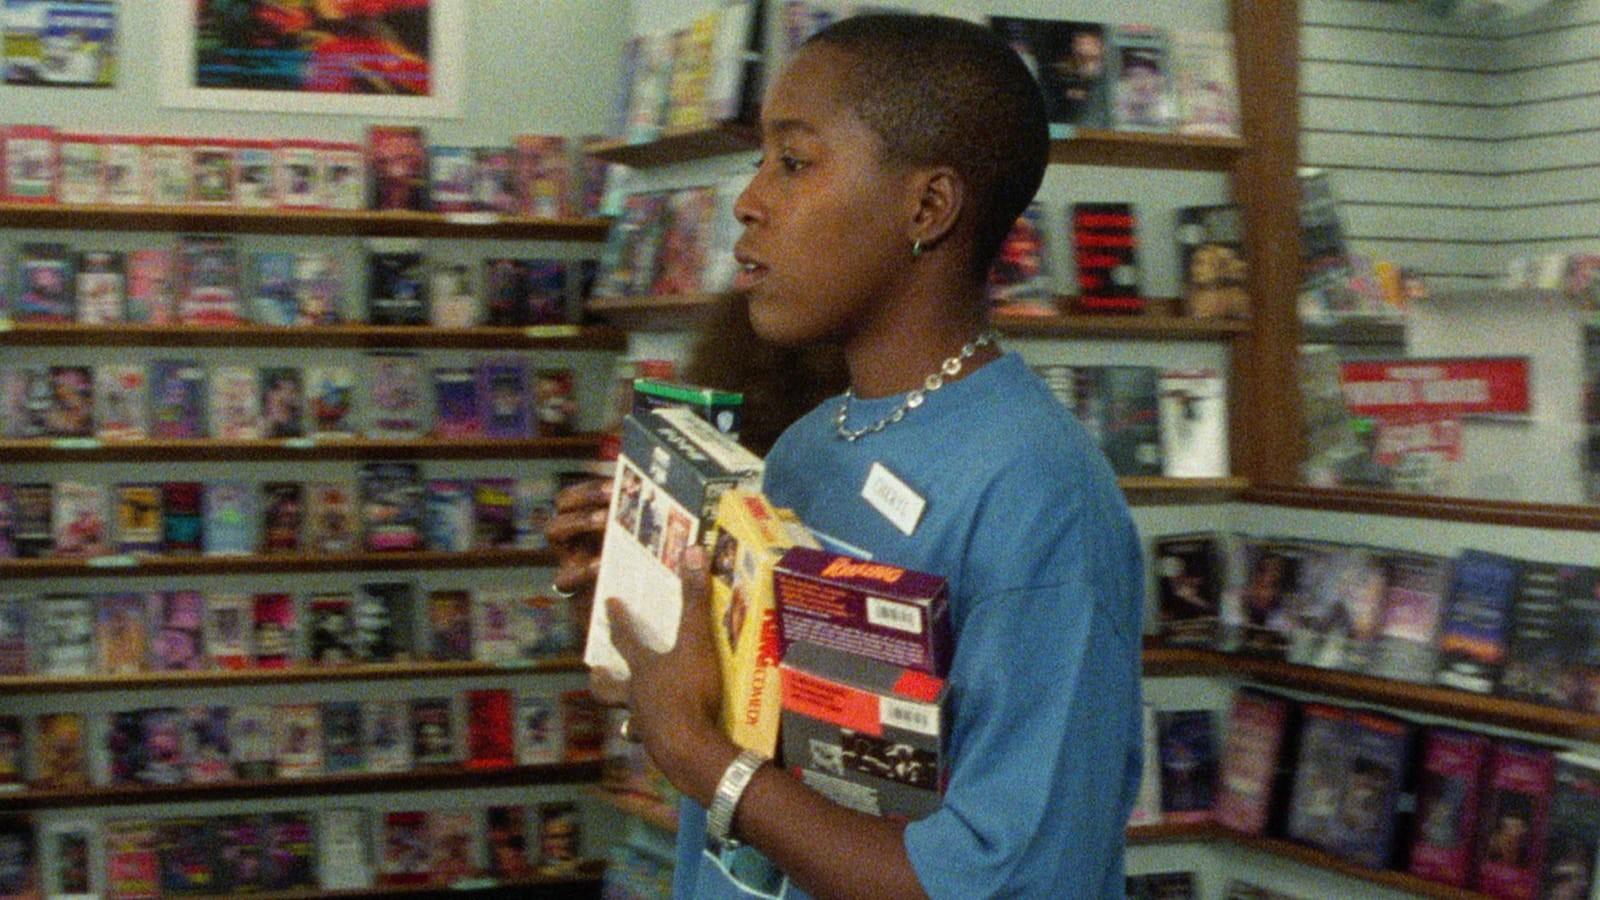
left=907, top=166, right=964, bottom=255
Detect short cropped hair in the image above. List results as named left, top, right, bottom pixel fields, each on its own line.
left=804, top=14, right=1049, bottom=279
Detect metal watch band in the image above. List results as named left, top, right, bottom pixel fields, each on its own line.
left=705, top=749, right=766, bottom=852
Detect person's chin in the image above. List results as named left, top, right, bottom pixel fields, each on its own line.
left=743, top=286, right=818, bottom=348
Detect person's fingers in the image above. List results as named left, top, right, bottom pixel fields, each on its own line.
left=607, top=597, right=645, bottom=668
left=545, top=507, right=608, bottom=544
left=555, top=478, right=611, bottom=513
left=677, top=546, right=711, bottom=648
left=553, top=556, right=600, bottom=595
left=589, top=668, right=629, bottom=707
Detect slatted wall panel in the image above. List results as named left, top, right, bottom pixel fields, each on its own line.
left=1499, top=0, right=1600, bottom=262
left=1300, top=0, right=1499, bottom=292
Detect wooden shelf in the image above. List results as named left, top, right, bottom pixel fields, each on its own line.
left=1049, top=130, right=1246, bottom=171
left=265, top=860, right=608, bottom=900
left=994, top=310, right=1249, bottom=341
left=0, top=761, right=603, bottom=811
left=0, top=322, right=627, bottom=350
left=1143, top=645, right=1600, bottom=742
left=1, top=547, right=557, bottom=579
left=1119, top=477, right=1248, bottom=502
left=0, top=434, right=605, bottom=463
left=584, top=122, right=759, bottom=167
left=1245, top=484, right=1600, bottom=534
left=1128, top=822, right=1492, bottom=899
left=198, top=859, right=607, bottom=900
left=0, top=202, right=611, bottom=241
left=587, top=786, right=679, bottom=834
left=0, top=656, right=584, bottom=695
left=585, top=292, right=728, bottom=331
left=1300, top=318, right=1407, bottom=348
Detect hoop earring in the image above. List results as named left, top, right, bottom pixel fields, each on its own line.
left=911, top=239, right=923, bottom=258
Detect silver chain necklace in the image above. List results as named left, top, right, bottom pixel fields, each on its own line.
left=834, top=331, right=998, bottom=442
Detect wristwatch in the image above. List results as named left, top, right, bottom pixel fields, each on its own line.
left=706, top=749, right=767, bottom=852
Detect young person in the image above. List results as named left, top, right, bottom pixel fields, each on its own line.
left=578, top=14, right=1143, bottom=899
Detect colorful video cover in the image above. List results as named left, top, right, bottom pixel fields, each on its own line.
left=586, top=408, right=764, bottom=678
left=431, top=367, right=480, bottom=439
left=368, top=125, right=427, bottom=211
left=308, top=592, right=355, bottom=665
left=176, top=234, right=241, bottom=326
left=305, top=481, right=359, bottom=554
left=161, top=481, right=205, bottom=555
left=75, top=249, right=124, bottom=323
left=524, top=260, right=567, bottom=325
left=203, top=479, right=259, bottom=556
left=2, top=125, right=57, bottom=202
left=516, top=692, right=561, bottom=765
left=360, top=462, right=424, bottom=552
left=321, top=142, right=367, bottom=210
left=235, top=140, right=277, bottom=207
left=36, top=593, right=93, bottom=676
left=205, top=593, right=252, bottom=670
left=274, top=703, right=323, bottom=779
left=473, top=478, right=516, bottom=550
left=466, top=688, right=515, bottom=770
left=259, top=366, right=305, bottom=438
left=251, top=592, right=296, bottom=669
left=95, top=363, right=147, bottom=440
left=260, top=481, right=305, bottom=554
left=483, top=257, right=531, bottom=326
left=474, top=146, right=518, bottom=213
left=366, top=241, right=428, bottom=325
left=322, top=701, right=365, bottom=772
left=45, top=365, right=93, bottom=437
left=424, top=479, right=473, bottom=553
left=114, top=483, right=163, bottom=556
left=409, top=696, right=456, bottom=767
left=354, top=581, right=415, bottom=663
left=427, top=145, right=477, bottom=213
left=126, top=248, right=173, bottom=323
left=306, top=365, right=355, bottom=437
left=150, top=590, right=206, bottom=671
left=1409, top=727, right=1491, bottom=887
left=209, top=366, right=260, bottom=439
left=251, top=252, right=299, bottom=326
left=426, top=589, right=473, bottom=662
left=1436, top=549, right=1522, bottom=694
left=52, top=480, right=110, bottom=557
left=14, top=242, right=74, bottom=321
left=293, top=251, right=343, bottom=325
left=1110, top=24, right=1176, bottom=132
left=478, top=355, right=530, bottom=438
left=364, top=699, right=412, bottom=772
left=515, top=134, right=570, bottom=218
left=366, top=351, right=425, bottom=438
left=149, top=360, right=205, bottom=438
left=780, top=640, right=946, bottom=821
left=186, top=706, right=232, bottom=784
left=429, top=263, right=479, bottom=327
left=229, top=706, right=276, bottom=780
left=33, top=711, right=88, bottom=789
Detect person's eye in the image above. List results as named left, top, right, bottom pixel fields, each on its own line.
left=780, top=152, right=807, bottom=173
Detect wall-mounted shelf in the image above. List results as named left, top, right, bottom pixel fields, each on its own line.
left=588, top=786, right=679, bottom=834
left=0, top=761, right=603, bottom=811
left=1245, top=484, right=1600, bottom=535
left=0, top=656, right=584, bottom=696
left=1119, top=477, right=1248, bottom=502
left=1132, top=822, right=1493, bottom=899
left=0, top=322, right=628, bottom=351
left=585, top=292, right=729, bottom=331
left=305, top=860, right=606, bottom=900
left=995, top=310, right=1249, bottom=341
left=0, top=202, right=611, bottom=241
left=0, top=435, right=605, bottom=463
left=584, top=122, right=760, bottom=167
left=1145, top=645, right=1600, bottom=742
left=1300, top=318, right=1407, bottom=348
left=1, top=548, right=557, bottom=579
left=1048, top=131, right=1246, bottom=171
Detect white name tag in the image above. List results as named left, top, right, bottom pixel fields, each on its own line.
left=861, top=462, right=925, bottom=536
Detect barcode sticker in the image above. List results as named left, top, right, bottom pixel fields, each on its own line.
left=866, top=597, right=921, bottom=635
left=880, top=698, right=938, bottom=736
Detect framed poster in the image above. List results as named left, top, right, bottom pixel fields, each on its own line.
left=2, top=0, right=117, bottom=87
left=160, top=0, right=463, bottom=118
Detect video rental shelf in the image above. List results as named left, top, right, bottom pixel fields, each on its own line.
left=0, top=656, right=586, bottom=696
left=0, top=548, right=558, bottom=579
left=0, top=762, right=605, bottom=812
left=0, top=322, right=629, bottom=351
left=0, top=435, right=607, bottom=463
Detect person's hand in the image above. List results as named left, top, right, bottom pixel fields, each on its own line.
left=607, top=546, right=726, bottom=774
left=545, top=478, right=610, bottom=595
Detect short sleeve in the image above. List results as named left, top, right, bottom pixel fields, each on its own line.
left=903, top=469, right=1143, bottom=898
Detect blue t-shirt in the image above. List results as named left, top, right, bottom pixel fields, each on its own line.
left=673, top=352, right=1145, bottom=899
